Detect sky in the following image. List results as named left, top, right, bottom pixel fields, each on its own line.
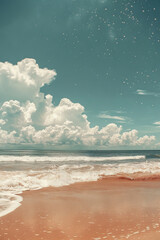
left=0, top=0, right=160, bottom=149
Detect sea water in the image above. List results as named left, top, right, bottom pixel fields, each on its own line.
left=0, top=150, right=160, bottom=217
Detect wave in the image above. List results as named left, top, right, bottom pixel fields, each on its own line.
left=102, top=173, right=160, bottom=181
left=0, top=157, right=160, bottom=218
left=2, top=160, right=160, bottom=193
left=0, top=193, right=22, bottom=218
left=0, top=155, right=146, bottom=162
left=146, top=154, right=160, bottom=159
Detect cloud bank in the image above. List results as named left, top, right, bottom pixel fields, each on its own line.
left=0, top=59, right=155, bottom=148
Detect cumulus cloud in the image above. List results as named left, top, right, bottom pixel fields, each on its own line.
left=0, top=128, right=17, bottom=144
left=0, top=58, right=56, bottom=102
left=0, top=58, right=156, bottom=148
left=17, top=123, right=155, bottom=147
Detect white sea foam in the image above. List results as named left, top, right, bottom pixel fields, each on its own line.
left=0, top=157, right=160, bottom=218
left=0, top=193, right=22, bottom=217
left=0, top=155, right=146, bottom=162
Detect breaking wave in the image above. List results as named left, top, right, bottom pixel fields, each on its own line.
left=0, top=150, right=160, bottom=218
left=0, top=155, right=146, bottom=162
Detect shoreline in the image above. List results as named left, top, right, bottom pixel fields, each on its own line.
left=1, top=178, right=160, bottom=239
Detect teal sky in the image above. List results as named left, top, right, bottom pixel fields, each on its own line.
left=0, top=0, right=160, bottom=149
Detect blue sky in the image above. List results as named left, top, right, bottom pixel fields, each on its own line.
left=0, top=0, right=159, bottom=149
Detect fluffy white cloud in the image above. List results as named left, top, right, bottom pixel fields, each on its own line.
left=0, top=100, right=36, bottom=130
left=0, top=128, right=17, bottom=144
left=17, top=123, right=155, bottom=147
left=0, top=58, right=56, bottom=102
left=0, top=59, right=156, bottom=148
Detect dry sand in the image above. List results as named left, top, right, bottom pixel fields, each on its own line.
left=1, top=178, right=160, bottom=240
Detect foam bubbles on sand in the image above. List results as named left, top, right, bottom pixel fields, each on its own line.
left=0, top=193, right=22, bottom=217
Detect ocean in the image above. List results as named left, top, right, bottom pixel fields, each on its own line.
left=1, top=149, right=160, bottom=218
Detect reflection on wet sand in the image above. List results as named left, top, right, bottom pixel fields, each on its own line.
left=1, top=178, right=160, bottom=240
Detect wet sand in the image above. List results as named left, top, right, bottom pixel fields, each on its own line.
left=1, top=178, right=160, bottom=240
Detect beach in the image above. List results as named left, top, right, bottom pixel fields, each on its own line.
left=1, top=177, right=160, bottom=240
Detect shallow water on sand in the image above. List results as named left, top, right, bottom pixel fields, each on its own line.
left=1, top=149, right=160, bottom=217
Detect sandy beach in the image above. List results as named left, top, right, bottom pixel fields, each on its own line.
left=1, top=178, right=160, bottom=240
